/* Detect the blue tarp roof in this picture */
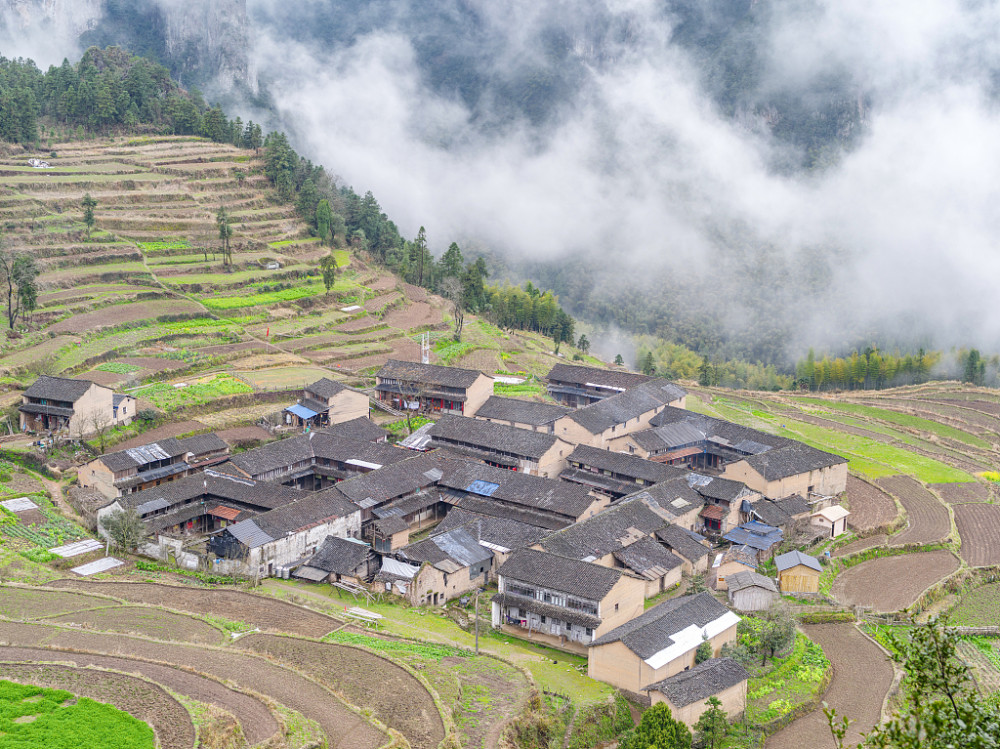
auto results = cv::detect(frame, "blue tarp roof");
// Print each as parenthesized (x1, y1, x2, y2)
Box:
(286, 403, 320, 419)
(465, 480, 500, 497)
(723, 524, 783, 551)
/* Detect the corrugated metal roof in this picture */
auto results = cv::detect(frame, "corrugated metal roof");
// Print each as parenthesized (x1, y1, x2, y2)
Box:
(125, 443, 173, 464)
(380, 557, 419, 579)
(228, 519, 275, 548)
(136, 498, 170, 515)
(286, 403, 320, 419)
(653, 422, 706, 448)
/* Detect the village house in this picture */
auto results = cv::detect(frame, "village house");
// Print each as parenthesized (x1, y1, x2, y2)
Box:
(208, 488, 361, 578)
(436, 507, 550, 570)
(396, 525, 493, 606)
(587, 592, 741, 695)
(722, 521, 784, 561)
(743, 494, 812, 534)
(655, 525, 712, 574)
(375, 359, 494, 416)
(438, 460, 607, 526)
(492, 548, 646, 652)
(472, 396, 572, 432)
(724, 570, 780, 612)
(775, 550, 823, 594)
(284, 378, 371, 429)
(811, 505, 851, 538)
(80, 433, 230, 500)
(294, 535, 378, 585)
(552, 380, 685, 448)
(546, 363, 673, 407)
(19, 375, 136, 437)
(723, 442, 848, 500)
(711, 546, 758, 591)
(428, 415, 574, 478)
(538, 497, 684, 597)
(644, 658, 750, 727)
(560, 445, 686, 499)
(373, 557, 421, 598)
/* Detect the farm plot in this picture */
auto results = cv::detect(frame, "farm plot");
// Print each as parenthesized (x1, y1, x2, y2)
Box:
(48, 300, 206, 334)
(844, 476, 899, 532)
(237, 633, 446, 749)
(954, 504, 1000, 567)
(48, 605, 224, 645)
(879, 476, 951, 545)
(0, 664, 188, 749)
(766, 624, 893, 749)
(830, 550, 960, 613)
(0, 646, 279, 745)
(948, 583, 1000, 626)
(832, 534, 886, 558)
(0, 587, 111, 620)
(45, 580, 342, 637)
(931, 481, 992, 504)
(0, 620, 384, 749)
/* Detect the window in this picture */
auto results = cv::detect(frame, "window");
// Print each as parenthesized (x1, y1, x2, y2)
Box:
(540, 615, 547, 624)
(614, 603, 619, 612)
(585, 627, 593, 636)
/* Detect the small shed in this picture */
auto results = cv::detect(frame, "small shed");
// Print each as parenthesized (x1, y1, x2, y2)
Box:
(725, 570, 779, 612)
(811, 505, 850, 538)
(294, 535, 377, 585)
(644, 657, 750, 728)
(711, 545, 757, 591)
(775, 550, 823, 593)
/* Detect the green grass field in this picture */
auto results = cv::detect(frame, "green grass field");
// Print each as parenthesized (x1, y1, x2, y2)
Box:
(0, 680, 154, 749)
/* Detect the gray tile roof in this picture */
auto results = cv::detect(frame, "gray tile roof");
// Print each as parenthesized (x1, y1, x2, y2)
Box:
(305, 535, 372, 575)
(305, 377, 349, 400)
(451, 495, 571, 531)
(177, 433, 228, 457)
(429, 415, 562, 461)
(612, 535, 683, 579)
(775, 494, 811, 516)
(688, 474, 752, 503)
(498, 548, 625, 601)
(566, 445, 685, 484)
(120, 471, 303, 514)
(546, 364, 652, 391)
(646, 658, 749, 707)
(540, 497, 669, 561)
(335, 452, 449, 506)
(437, 508, 550, 552)
(326, 417, 389, 443)
(775, 549, 822, 573)
(253, 489, 359, 541)
(399, 526, 492, 572)
(474, 396, 571, 426)
(439, 460, 596, 519)
(743, 442, 847, 480)
(623, 478, 706, 521)
(655, 524, 711, 562)
(229, 431, 409, 477)
(725, 570, 778, 594)
(377, 359, 488, 389)
(24, 375, 98, 403)
(566, 387, 665, 434)
(590, 592, 733, 658)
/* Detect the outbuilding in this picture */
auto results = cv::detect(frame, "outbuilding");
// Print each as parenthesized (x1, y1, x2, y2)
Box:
(811, 505, 851, 538)
(775, 549, 823, 593)
(725, 570, 779, 612)
(644, 658, 750, 728)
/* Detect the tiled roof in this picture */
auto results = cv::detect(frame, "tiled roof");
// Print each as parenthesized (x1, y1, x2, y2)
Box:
(590, 592, 733, 658)
(253, 489, 359, 541)
(305, 377, 349, 400)
(646, 658, 749, 706)
(743, 442, 847, 480)
(474, 396, 571, 426)
(451, 494, 570, 531)
(335, 452, 449, 507)
(437, 508, 550, 552)
(24, 375, 98, 403)
(621, 479, 706, 522)
(377, 359, 488, 389)
(229, 431, 409, 477)
(439, 460, 596, 519)
(612, 535, 683, 579)
(566, 445, 685, 484)
(498, 548, 625, 601)
(775, 549, 822, 573)
(177, 433, 228, 457)
(655, 525, 711, 562)
(429, 415, 562, 461)
(19, 403, 75, 418)
(399, 526, 492, 572)
(326, 417, 389, 443)
(566, 387, 666, 434)
(305, 535, 372, 575)
(546, 364, 652, 391)
(723, 523, 783, 551)
(725, 570, 778, 594)
(120, 471, 302, 514)
(540, 497, 668, 560)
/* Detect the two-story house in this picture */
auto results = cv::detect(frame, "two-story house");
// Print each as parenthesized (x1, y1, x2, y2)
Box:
(19, 375, 135, 436)
(375, 360, 494, 416)
(284, 377, 370, 429)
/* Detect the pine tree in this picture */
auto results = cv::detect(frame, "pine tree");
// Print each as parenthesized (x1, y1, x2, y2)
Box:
(81, 193, 97, 239)
(692, 697, 728, 749)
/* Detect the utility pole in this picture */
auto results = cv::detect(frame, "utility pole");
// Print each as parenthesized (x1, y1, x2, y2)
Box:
(475, 587, 482, 655)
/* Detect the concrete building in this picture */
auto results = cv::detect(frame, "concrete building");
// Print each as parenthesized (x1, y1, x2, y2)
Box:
(811, 505, 851, 538)
(587, 593, 740, 695)
(19, 375, 135, 437)
(375, 360, 494, 416)
(644, 658, 749, 727)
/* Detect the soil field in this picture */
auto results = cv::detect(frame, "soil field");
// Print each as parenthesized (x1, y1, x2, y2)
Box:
(766, 624, 893, 749)
(954, 504, 1000, 567)
(48, 605, 224, 645)
(0, 620, 384, 749)
(844, 476, 898, 532)
(77, 369, 129, 387)
(238, 633, 445, 749)
(383, 301, 442, 329)
(931, 481, 993, 504)
(832, 534, 887, 558)
(878, 476, 951, 545)
(831, 550, 960, 612)
(0, 586, 111, 620)
(215, 425, 274, 445)
(0, 645, 279, 745)
(46, 580, 342, 637)
(48, 300, 204, 334)
(113, 421, 207, 450)
(0, 661, 193, 749)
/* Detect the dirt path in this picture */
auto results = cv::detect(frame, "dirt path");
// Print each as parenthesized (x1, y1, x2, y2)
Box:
(0, 620, 384, 749)
(0, 646, 277, 745)
(767, 624, 894, 749)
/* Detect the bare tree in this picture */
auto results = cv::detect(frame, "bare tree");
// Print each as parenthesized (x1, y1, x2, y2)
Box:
(440, 276, 466, 342)
(100, 508, 146, 554)
(87, 410, 114, 454)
